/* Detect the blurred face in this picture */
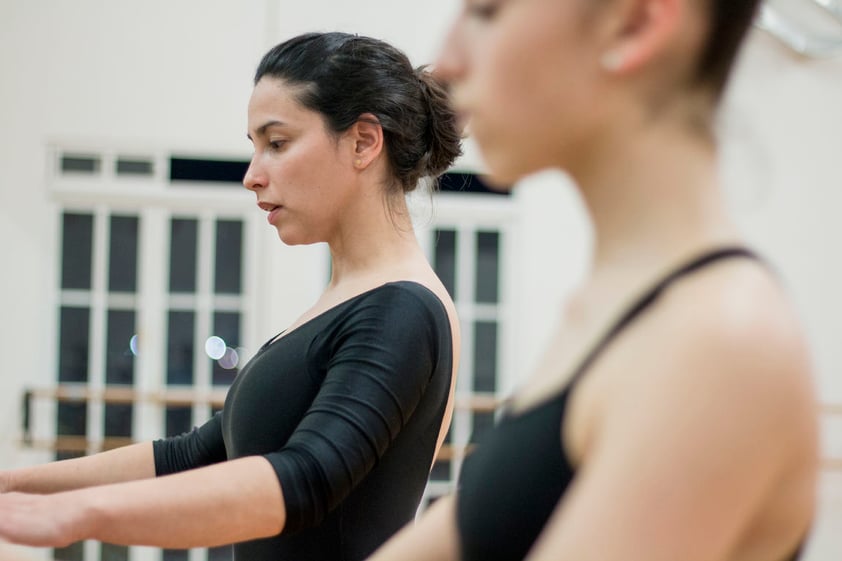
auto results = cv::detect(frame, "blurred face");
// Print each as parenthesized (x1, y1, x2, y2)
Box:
(244, 78, 357, 245)
(436, 0, 607, 186)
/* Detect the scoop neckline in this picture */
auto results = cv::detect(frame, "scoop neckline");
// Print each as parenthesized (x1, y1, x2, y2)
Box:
(259, 280, 444, 350)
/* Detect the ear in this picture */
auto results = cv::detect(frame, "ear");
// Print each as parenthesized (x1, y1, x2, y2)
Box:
(347, 113, 384, 169)
(599, 0, 682, 75)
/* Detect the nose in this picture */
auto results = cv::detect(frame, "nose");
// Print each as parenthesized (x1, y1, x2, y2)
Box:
(243, 155, 265, 191)
(434, 15, 467, 84)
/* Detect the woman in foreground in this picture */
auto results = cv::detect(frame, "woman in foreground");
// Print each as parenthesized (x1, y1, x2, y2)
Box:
(0, 32, 462, 561)
(369, 1, 818, 560)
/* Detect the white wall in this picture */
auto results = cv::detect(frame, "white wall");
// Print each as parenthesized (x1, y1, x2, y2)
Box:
(0, 1, 840, 560)
(0, 0, 269, 471)
(720, 29, 842, 561)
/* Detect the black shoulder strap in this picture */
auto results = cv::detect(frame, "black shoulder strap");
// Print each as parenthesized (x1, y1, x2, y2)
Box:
(566, 246, 761, 385)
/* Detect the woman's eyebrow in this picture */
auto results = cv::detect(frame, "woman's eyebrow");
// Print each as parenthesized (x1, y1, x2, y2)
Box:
(247, 120, 287, 141)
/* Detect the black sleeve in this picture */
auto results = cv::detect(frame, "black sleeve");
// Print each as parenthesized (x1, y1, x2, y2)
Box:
(265, 286, 444, 533)
(153, 411, 228, 475)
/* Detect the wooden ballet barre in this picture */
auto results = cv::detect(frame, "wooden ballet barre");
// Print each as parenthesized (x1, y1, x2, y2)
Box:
(823, 458, 842, 472)
(28, 437, 479, 463)
(21, 387, 842, 472)
(19, 387, 505, 449)
(25, 386, 228, 407)
(36, 386, 840, 416)
(24, 436, 135, 454)
(28, 437, 842, 475)
(453, 393, 501, 413)
(434, 444, 477, 462)
(822, 403, 842, 416)
(25, 386, 501, 411)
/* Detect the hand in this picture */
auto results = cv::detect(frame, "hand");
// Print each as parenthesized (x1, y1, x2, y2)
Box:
(0, 492, 86, 548)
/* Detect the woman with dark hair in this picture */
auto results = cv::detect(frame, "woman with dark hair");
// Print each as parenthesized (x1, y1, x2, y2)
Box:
(0, 32, 462, 561)
(369, 1, 818, 560)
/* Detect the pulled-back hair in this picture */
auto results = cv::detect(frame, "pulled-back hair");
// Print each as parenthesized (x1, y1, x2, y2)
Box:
(255, 32, 462, 194)
(695, 0, 762, 99)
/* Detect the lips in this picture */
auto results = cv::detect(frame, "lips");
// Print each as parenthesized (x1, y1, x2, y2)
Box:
(257, 201, 282, 225)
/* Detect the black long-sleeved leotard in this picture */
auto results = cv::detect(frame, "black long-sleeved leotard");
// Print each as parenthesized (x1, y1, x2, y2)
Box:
(153, 281, 453, 561)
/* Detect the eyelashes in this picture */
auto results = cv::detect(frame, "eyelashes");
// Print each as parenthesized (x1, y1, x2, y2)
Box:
(466, 0, 501, 21)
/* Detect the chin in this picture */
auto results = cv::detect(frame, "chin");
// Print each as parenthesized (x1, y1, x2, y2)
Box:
(480, 158, 529, 192)
(276, 228, 322, 247)
(473, 141, 530, 191)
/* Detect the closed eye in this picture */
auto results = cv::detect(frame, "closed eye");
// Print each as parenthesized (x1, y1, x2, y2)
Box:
(467, 0, 500, 20)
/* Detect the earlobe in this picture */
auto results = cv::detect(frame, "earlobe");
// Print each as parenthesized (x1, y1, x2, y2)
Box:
(600, 0, 681, 75)
(351, 112, 384, 169)
(600, 50, 625, 72)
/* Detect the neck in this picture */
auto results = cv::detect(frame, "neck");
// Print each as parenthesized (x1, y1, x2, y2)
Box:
(572, 114, 740, 278)
(326, 193, 424, 286)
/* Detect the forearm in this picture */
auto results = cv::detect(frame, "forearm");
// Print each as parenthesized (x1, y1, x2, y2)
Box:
(2, 442, 156, 494)
(367, 494, 460, 561)
(73, 455, 285, 548)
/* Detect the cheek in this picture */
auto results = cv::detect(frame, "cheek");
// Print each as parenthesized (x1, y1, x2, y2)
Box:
(272, 142, 333, 192)
(468, 58, 561, 180)
(469, 19, 600, 178)
(471, 18, 565, 131)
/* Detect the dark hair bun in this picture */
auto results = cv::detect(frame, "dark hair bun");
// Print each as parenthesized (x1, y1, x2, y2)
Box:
(415, 65, 463, 180)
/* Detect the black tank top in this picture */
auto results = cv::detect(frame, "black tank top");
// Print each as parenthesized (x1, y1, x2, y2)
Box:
(456, 247, 804, 561)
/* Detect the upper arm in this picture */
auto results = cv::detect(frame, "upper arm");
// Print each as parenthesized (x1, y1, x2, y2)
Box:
(152, 412, 227, 476)
(266, 287, 449, 531)
(527, 287, 816, 561)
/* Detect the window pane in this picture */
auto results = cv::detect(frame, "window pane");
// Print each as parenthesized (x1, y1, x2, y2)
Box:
(116, 158, 154, 176)
(430, 460, 451, 482)
(61, 212, 93, 290)
(167, 311, 195, 385)
(214, 220, 243, 294)
(104, 404, 133, 438)
(57, 402, 86, 436)
(169, 157, 248, 184)
(439, 172, 510, 196)
(211, 312, 240, 386)
(108, 215, 139, 292)
(169, 218, 198, 293)
(162, 549, 190, 561)
(475, 231, 500, 304)
(433, 229, 457, 298)
(473, 321, 498, 393)
(59, 307, 89, 383)
(106, 310, 135, 385)
(165, 407, 193, 437)
(55, 451, 84, 461)
(208, 545, 234, 561)
(61, 155, 100, 174)
(470, 411, 495, 444)
(54, 541, 84, 561)
(101, 543, 129, 561)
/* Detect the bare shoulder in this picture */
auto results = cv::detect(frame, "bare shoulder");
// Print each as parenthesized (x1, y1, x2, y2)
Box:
(660, 260, 812, 393)
(556, 259, 818, 561)
(619, 259, 818, 458)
